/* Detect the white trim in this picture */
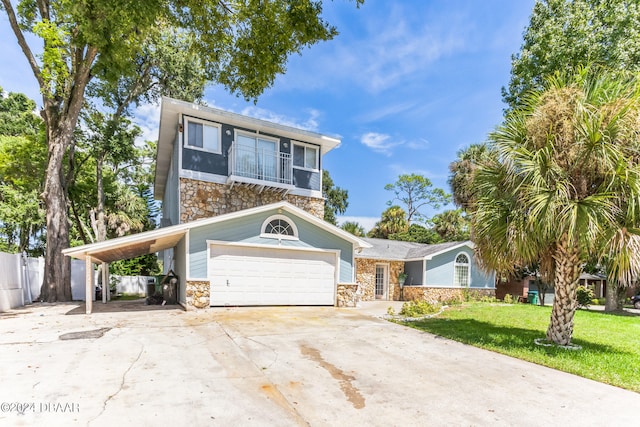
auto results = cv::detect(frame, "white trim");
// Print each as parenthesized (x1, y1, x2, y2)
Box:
(180, 169, 228, 184)
(184, 230, 190, 281)
(207, 240, 341, 304)
(424, 241, 474, 260)
(453, 251, 471, 287)
(234, 129, 281, 147)
(178, 168, 322, 198)
(374, 263, 390, 300)
(63, 202, 371, 261)
(183, 115, 222, 154)
(292, 141, 320, 172)
(403, 284, 497, 290)
(206, 239, 340, 256)
(177, 125, 183, 225)
(260, 214, 300, 240)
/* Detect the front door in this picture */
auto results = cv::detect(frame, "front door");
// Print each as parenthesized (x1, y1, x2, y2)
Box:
(375, 264, 388, 299)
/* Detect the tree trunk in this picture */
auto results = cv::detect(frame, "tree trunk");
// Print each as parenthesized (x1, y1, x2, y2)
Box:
(39, 126, 72, 302)
(546, 239, 581, 345)
(605, 281, 627, 311)
(604, 280, 619, 311)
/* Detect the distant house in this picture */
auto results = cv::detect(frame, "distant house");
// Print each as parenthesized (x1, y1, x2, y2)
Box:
(355, 238, 496, 303)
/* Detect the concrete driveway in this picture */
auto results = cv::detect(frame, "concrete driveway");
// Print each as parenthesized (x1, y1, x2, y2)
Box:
(0, 301, 638, 426)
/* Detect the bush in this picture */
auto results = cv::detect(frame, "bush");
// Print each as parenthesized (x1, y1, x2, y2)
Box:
(503, 294, 516, 304)
(399, 300, 440, 317)
(577, 286, 595, 308)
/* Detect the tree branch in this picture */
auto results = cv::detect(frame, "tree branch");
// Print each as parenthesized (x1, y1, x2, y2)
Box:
(1, 0, 45, 90)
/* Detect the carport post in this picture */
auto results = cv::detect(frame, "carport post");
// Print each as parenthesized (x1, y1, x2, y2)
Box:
(102, 263, 107, 304)
(106, 263, 110, 301)
(85, 255, 93, 314)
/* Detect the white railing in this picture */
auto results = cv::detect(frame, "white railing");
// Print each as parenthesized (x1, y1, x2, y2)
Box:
(228, 145, 292, 185)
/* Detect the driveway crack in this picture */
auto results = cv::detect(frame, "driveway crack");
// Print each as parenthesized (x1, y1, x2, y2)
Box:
(88, 345, 144, 426)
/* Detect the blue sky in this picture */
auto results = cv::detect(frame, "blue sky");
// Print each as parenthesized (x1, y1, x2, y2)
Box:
(0, 0, 535, 231)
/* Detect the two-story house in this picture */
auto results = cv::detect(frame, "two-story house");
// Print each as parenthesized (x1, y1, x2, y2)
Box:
(64, 97, 370, 312)
(150, 97, 372, 310)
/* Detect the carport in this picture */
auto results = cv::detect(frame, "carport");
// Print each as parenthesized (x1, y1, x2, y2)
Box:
(62, 227, 187, 314)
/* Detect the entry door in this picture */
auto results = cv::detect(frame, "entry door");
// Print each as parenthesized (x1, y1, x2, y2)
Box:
(375, 264, 388, 299)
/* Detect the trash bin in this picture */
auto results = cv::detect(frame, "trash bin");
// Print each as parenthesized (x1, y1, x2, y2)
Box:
(527, 290, 539, 305)
(146, 277, 157, 298)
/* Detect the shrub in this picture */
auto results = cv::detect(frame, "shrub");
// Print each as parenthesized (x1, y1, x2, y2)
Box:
(479, 295, 498, 303)
(399, 300, 440, 317)
(503, 294, 515, 304)
(577, 286, 595, 308)
(386, 306, 395, 316)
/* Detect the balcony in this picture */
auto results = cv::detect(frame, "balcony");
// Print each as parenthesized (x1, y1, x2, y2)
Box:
(228, 144, 294, 193)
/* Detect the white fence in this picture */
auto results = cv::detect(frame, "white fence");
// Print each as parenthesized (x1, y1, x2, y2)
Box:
(0, 251, 153, 312)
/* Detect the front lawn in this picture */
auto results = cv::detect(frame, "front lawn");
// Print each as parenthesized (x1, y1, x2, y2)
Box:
(400, 303, 640, 392)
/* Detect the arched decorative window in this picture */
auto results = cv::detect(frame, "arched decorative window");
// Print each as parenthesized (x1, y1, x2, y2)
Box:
(261, 215, 299, 240)
(454, 253, 470, 287)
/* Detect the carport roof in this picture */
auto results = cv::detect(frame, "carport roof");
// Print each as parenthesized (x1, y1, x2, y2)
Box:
(62, 226, 188, 264)
(63, 201, 371, 264)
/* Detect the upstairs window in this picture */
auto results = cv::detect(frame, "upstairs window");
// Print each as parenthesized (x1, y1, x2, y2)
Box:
(454, 253, 470, 287)
(185, 117, 221, 154)
(293, 143, 319, 170)
(261, 215, 299, 240)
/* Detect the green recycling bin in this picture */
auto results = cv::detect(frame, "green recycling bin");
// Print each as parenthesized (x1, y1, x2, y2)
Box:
(527, 290, 539, 305)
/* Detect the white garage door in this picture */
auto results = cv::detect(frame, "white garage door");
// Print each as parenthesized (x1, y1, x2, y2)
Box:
(209, 244, 337, 306)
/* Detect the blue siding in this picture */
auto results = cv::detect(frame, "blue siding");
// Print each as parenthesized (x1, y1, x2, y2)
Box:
(162, 133, 180, 225)
(293, 169, 320, 191)
(187, 209, 354, 282)
(425, 246, 494, 288)
(178, 114, 320, 193)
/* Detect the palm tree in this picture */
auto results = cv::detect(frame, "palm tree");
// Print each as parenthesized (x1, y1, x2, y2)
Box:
(341, 221, 366, 237)
(471, 67, 640, 345)
(448, 143, 489, 211)
(368, 206, 409, 239)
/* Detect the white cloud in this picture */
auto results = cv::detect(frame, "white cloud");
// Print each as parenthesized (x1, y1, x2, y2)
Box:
(134, 102, 161, 144)
(361, 132, 405, 156)
(281, 5, 466, 95)
(406, 138, 430, 150)
(360, 132, 429, 155)
(240, 106, 321, 132)
(355, 101, 417, 123)
(337, 216, 378, 232)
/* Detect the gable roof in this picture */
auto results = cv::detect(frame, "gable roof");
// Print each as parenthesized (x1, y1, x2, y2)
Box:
(357, 238, 473, 261)
(155, 97, 342, 199)
(63, 202, 370, 263)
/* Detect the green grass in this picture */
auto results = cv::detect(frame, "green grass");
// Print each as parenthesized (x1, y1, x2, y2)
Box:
(400, 303, 640, 392)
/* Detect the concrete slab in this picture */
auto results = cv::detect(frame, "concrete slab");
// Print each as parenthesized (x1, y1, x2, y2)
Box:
(0, 300, 638, 426)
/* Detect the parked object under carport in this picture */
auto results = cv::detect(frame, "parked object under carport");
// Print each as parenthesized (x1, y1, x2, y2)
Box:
(146, 270, 179, 305)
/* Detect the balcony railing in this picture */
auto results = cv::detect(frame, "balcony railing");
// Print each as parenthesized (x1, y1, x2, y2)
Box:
(228, 145, 293, 189)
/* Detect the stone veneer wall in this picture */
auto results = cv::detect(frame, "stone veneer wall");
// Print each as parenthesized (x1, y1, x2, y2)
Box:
(179, 178, 325, 222)
(402, 286, 495, 304)
(336, 284, 359, 307)
(355, 258, 405, 301)
(185, 280, 210, 309)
